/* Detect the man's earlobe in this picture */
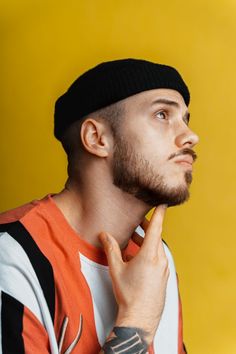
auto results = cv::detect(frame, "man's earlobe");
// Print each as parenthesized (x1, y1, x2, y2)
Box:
(80, 118, 109, 157)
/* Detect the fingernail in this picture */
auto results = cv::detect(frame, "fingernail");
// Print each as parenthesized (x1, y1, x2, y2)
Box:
(99, 232, 108, 242)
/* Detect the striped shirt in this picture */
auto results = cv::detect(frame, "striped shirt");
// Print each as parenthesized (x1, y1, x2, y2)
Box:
(0, 194, 186, 353)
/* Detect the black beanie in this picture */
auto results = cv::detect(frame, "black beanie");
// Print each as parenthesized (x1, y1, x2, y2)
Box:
(54, 58, 190, 141)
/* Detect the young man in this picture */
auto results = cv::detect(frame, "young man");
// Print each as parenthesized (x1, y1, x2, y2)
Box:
(0, 59, 199, 353)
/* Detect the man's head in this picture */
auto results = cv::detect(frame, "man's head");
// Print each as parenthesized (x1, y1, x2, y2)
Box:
(54, 58, 199, 207)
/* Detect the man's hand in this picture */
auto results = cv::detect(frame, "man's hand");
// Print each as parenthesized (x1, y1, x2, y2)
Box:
(99, 204, 169, 348)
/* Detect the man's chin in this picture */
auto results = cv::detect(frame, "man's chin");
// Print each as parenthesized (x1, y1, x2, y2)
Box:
(133, 184, 190, 207)
(163, 173, 192, 207)
(154, 189, 190, 208)
(163, 190, 190, 207)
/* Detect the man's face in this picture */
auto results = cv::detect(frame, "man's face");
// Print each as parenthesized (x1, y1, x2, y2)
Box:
(111, 88, 199, 207)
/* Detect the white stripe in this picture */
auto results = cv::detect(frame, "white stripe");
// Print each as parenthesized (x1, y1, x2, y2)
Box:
(0, 232, 59, 354)
(58, 317, 69, 353)
(63, 314, 83, 354)
(79, 253, 117, 346)
(153, 243, 179, 354)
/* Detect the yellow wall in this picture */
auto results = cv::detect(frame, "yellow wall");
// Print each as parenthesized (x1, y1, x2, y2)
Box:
(1, 1, 236, 352)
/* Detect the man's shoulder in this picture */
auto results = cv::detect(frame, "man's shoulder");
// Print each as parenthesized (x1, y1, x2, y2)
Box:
(0, 197, 56, 321)
(0, 199, 40, 225)
(0, 195, 56, 260)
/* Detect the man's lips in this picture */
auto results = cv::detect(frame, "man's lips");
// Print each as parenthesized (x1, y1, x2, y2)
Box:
(173, 155, 193, 167)
(168, 148, 197, 170)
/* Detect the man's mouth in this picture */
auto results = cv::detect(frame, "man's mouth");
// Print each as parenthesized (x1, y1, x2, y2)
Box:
(168, 148, 197, 170)
(173, 155, 193, 166)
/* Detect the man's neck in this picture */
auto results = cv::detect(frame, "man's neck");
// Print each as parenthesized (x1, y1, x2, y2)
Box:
(52, 178, 151, 249)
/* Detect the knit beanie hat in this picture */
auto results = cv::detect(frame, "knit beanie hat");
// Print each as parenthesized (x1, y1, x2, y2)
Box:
(54, 58, 190, 141)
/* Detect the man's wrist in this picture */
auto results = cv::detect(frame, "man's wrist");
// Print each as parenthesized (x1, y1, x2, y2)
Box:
(114, 309, 156, 345)
(102, 326, 149, 353)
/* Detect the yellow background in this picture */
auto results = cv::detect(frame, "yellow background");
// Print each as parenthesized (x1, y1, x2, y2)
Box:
(1, 1, 236, 353)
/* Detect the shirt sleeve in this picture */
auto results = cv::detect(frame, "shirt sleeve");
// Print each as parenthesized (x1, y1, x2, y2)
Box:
(0, 228, 58, 354)
(0, 291, 51, 354)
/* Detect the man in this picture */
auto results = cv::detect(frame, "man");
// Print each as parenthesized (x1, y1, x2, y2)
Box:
(0, 58, 199, 353)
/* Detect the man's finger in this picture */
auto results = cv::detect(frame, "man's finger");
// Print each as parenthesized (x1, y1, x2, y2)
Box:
(140, 205, 167, 255)
(99, 232, 123, 270)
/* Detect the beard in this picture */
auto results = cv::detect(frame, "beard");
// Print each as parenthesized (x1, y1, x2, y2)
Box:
(111, 135, 192, 207)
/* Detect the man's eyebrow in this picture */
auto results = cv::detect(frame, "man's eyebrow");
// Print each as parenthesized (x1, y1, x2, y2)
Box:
(151, 98, 180, 107)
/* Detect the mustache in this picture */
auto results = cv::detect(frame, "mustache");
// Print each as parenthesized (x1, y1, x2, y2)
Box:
(168, 148, 198, 162)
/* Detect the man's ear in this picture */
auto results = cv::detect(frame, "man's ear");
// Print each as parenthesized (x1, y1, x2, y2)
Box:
(80, 118, 111, 157)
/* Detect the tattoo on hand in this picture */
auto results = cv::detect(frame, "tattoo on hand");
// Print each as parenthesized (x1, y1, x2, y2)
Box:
(102, 327, 148, 354)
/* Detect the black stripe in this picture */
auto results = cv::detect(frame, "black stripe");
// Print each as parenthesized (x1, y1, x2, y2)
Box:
(0, 221, 55, 323)
(1, 291, 24, 354)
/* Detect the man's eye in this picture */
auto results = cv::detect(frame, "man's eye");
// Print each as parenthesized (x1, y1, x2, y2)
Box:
(156, 111, 167, 120)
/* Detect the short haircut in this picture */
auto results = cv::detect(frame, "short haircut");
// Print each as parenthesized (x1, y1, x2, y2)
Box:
(60, 100, 125, 178)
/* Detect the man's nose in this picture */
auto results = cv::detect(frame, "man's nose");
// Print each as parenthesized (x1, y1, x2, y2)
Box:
(175, 126, 199, 149)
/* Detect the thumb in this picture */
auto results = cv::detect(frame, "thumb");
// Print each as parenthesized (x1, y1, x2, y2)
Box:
(99, 232, 123, 269)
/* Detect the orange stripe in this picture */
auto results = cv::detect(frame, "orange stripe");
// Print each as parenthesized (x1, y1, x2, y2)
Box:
(148, 342, 155, 354)
(22, 306, 50, 353)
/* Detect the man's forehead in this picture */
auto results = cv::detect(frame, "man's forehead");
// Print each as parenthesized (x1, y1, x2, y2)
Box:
(123, 88, 187, 109)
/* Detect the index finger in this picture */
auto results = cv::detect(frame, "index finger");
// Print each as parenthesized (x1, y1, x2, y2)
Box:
(140, 204, 167, 255)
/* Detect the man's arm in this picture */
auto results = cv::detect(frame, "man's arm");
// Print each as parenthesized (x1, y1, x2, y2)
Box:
(99, 205, 169, 353)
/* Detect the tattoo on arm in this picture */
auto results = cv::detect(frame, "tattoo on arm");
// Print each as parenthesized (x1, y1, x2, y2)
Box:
(102, 327, 149, 354)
